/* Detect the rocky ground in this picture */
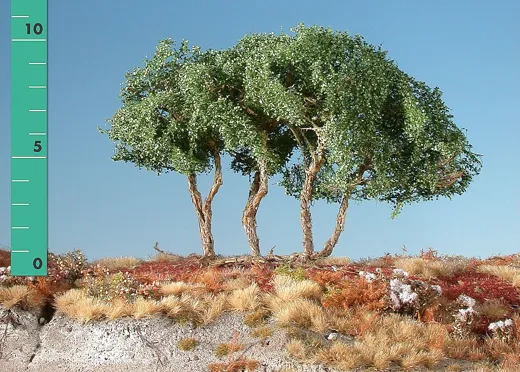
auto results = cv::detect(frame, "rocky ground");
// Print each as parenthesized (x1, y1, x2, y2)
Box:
(0, 306, 495, 372)
(0, 306, 341, 372)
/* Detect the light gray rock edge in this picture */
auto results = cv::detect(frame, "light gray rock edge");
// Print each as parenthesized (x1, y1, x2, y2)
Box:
(0, 306, 339, 372)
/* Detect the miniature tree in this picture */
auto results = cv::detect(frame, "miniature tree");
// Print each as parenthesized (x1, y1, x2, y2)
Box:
(99, 39, 225, 257)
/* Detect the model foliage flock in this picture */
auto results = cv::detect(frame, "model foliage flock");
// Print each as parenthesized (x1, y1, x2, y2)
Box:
(98, 24, 481, 258)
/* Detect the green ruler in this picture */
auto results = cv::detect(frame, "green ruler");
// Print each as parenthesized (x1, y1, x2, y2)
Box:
(10, 0, 48, 276)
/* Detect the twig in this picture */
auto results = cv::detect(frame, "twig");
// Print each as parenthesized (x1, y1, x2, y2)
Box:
(153, 241, 173, 256)
(135, 325, 167, 366)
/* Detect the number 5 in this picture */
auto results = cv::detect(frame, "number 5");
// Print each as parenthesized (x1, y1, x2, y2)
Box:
(34, 140, 42, 152)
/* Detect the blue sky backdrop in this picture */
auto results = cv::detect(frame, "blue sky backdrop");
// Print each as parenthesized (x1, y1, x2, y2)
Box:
(1, 0, 519, 262)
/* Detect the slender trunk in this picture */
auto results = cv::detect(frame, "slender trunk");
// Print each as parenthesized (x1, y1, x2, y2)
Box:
(242, 163, 268, 256)
(300, 158, 325, 258)
(315, 194, 350, 258)
(186, 150, 223, 258)
(315, 159, 370, 258)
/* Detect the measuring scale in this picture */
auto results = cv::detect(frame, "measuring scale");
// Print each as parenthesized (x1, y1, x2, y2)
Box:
(10, 0, 48, 276)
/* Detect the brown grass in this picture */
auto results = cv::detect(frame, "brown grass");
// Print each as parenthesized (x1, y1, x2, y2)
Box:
(159, 281, 209, 297)
(227, 283, 262, 311)
(243, 309, 271, 328)
(393, 257, 466, 279)
(54, 289, 107, 323)
(314, 256, 352, 267)
(0, 285, 45, 309)
(477, 264, 520, 287)
(270, 297, 328, 333)
(5, 248, 520, 372)
(475, 298, 511, 321)
(249, 325, 273, 339)
(208, 358, 260, 372)
(92, 256, 142, 271)
(314, 341, 364, 370)
(131, 297, 163, 318)
(285, 339, 310, 361)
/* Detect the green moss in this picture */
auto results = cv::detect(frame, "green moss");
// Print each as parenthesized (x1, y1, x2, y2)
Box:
(273, 264, 306, 281)
(177, 337, 199, 351)
(215, 343, 231, 357)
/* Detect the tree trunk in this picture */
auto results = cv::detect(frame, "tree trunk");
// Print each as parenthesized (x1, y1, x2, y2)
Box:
(314, 159, 370, 259)
(300, 158, 324, 258)
(315, 194, 350, 258)
(242, 163, 268, 257)
(186, 150, 223, 258)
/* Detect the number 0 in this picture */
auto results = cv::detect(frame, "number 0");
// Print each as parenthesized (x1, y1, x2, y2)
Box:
(33, 257, 43, 269)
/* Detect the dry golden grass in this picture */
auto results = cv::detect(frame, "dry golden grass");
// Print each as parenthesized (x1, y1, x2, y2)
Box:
(285, 339, 310, 361)
(159, 281, 209, 297)
(314, 256, 352, 266)
(475, 298, 510, 321)
(92, 256, 142, 271)
(227, 283, 262, 311)
(222, 276, 251, 291)
(477, 264, 520, 287)
(393, 257, 466, 279)
(314, 341, 364, 370)
(341, 313, 448, 369)
(243, 308, 271, 328)
(266, 275, 322, 307)
(271, 297, 328, 333)
(105, 298, 134, 319)
(150, 252, 185, 262)
(160, 294, 204, 324)
(445, 335, 486, 360)
(399, 349, 444, 369)
(0, 285, 44, 309)
(200, 292, 229, 325)
(249, 325, 273, 338)
(54, 289, 107, 323)
(131, 297, 163, 319)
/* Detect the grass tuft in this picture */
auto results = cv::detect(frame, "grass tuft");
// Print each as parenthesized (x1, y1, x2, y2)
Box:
(177, 337, 198, 351)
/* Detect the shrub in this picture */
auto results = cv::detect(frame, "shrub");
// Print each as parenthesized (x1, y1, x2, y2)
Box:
(80, 270, 141, 302)
(48, 249, 89, 284)
(248, 264, 274, 292)
(322, 276, 387, 312)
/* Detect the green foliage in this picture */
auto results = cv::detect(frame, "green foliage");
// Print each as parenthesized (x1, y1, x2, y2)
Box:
(98, 38, 222, 175)
(218, 23, 482, 216)
(273, 264, 306, 281)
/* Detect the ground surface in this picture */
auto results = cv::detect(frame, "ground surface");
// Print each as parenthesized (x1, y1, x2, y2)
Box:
(1, 250, 519, 371)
